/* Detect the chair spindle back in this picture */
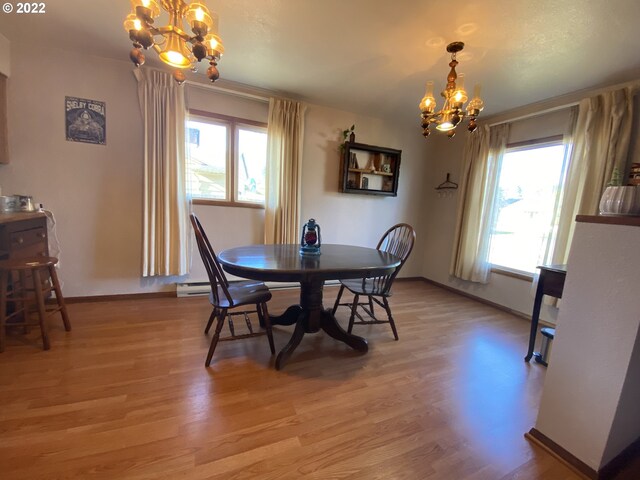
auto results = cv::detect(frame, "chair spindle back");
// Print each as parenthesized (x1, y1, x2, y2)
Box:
(374, 223, 416, 293)
(190, 213, 233, 306)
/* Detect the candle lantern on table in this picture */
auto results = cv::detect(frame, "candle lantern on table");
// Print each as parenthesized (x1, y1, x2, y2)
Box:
(300, 218, 321, 256)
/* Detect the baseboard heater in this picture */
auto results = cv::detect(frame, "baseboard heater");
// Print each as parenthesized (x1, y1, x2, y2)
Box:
(176, 280, 340, 297)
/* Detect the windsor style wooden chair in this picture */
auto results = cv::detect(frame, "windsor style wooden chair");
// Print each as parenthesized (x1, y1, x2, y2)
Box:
(190, 214, 275, 366)
(331, 223, 416, 340)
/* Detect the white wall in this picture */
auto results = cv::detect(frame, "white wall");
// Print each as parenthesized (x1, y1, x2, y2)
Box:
(0, 43, 428, 296)
(534, 220, 640, 470)
(186, 83, 269, 122)
(300, 104, 426, 277)
(1, 43, 156, 296)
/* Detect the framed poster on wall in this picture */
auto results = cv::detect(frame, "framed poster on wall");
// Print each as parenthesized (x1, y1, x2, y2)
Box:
(65, 96, 106, 145)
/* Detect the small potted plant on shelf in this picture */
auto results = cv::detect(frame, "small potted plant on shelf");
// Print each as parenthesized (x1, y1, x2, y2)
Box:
(343, 124, 355, 143)
(339, 124, 356, 154)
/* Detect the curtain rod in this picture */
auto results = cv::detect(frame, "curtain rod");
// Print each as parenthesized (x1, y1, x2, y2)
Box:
(185, 80, 270, 103)
(488, 102, 579, 127)
(488, 79, 640, 127)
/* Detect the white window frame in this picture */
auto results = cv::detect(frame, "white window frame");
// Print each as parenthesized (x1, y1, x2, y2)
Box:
(187, 109, 267, 209)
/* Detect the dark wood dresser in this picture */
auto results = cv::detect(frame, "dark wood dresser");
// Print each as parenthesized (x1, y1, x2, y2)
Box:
(0, 212, 49, 260)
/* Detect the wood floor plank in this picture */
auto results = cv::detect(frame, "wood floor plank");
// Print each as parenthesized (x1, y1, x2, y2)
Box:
(0, 281, 632, 479)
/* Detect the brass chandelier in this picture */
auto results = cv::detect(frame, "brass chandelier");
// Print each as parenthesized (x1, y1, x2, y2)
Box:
(419, 42, 484, 138)
(124, 0, 224, 84)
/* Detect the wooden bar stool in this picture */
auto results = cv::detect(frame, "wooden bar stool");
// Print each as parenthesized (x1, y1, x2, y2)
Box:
(0, 256, 71, 352)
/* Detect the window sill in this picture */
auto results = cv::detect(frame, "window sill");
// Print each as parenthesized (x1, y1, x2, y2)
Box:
(192, 199, 265, 210)
(490, 266, 534, 282)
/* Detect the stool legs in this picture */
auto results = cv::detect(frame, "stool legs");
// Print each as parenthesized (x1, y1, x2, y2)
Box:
(32, 268, 50, 351)
(49, 265, 71, 332)
(0, 261, 70, 352)
(18, 270, 29, 334)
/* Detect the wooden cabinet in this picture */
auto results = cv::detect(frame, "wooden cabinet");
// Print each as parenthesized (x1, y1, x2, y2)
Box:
(340, 141, 401, 197)
(0, 212, 49, 320)
(0, 212, 48, 260)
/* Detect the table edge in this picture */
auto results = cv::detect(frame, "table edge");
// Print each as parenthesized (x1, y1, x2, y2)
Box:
(218, 244, 401, 283)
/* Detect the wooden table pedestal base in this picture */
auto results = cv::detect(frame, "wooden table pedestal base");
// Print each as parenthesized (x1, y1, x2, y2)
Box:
(269, 280, 368, 370)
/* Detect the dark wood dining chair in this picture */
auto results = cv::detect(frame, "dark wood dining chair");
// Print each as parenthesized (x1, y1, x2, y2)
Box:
(190, 214, 275, 366)
(331, 223, 416, 340)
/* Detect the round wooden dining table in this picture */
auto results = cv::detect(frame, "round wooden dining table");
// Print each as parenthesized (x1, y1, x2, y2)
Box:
(217, 244, 401, 370)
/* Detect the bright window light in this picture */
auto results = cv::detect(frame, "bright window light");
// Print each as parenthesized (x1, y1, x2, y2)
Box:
(488, 142, 569, 274)
(185, 114, 268, 206)
(236, 128, 267, 204)
(186, 119, 227, 200)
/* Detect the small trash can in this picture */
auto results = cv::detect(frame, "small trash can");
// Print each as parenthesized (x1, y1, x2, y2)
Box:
(534, 327, 555, 367)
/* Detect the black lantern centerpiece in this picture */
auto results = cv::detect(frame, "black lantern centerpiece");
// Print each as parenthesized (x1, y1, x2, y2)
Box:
(300, 218, 321, 256)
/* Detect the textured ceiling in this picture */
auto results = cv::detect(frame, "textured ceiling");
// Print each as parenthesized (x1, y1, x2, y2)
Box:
(1, 0, 639, 124)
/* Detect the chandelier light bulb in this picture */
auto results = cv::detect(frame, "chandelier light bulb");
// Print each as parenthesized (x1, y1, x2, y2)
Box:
(163, 50, 190, 68)
(204, 33, 224, 58)
(452, 73, 467, 108)
(436, 120, 455, 132)
(159, 34, 192, 68)
(187, 2, 214, 38)
(130, 0, 160, 20)
(123, 13, 142, 33)
(466, 84, 485, 116)
(130, 0, 157, 11)
(207, 36, 219, 50)
(419, 80, 437, 114)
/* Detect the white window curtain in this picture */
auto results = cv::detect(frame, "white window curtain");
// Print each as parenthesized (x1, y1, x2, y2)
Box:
(450, 124, 510, 283)
(539, 112, 577, 266)
(551, 86, 637, 265)
(134, 69, 190, 276)
(264, 98, 306, 244)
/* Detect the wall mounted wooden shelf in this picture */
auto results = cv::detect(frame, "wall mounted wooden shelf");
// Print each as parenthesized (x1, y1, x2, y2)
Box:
(340, 141, 401, 196)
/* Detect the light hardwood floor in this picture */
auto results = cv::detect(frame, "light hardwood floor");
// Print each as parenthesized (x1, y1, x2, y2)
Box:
(0, 280, 623, 479)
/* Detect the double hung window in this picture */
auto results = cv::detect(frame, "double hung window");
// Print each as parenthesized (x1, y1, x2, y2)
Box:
(186, 111, 267, 207)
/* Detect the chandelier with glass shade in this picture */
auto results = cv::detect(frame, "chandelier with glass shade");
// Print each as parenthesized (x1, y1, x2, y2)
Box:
(419, 42, 484, 138)
(124, 0, 224, 85)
